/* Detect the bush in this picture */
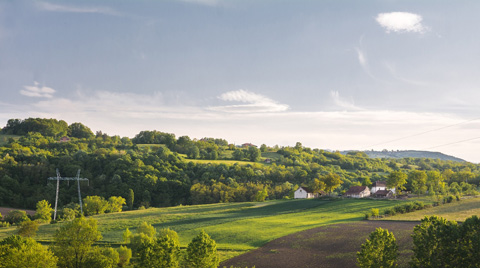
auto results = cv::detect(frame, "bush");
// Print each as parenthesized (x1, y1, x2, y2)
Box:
(357, 227, 398, 268)
(5, 210, 29, 225)
(384, 208, 396, 216)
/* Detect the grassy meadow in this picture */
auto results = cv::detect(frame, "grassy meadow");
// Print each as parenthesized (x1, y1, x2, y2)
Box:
(384, 196, 480, 222)
(0, 198, 411, 261)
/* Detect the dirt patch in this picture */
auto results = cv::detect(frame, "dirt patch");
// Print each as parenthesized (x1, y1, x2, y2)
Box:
(0, 207, 36, 218)
(221, 220, 419, 268)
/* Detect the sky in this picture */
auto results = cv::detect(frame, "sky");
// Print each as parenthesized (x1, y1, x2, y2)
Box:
(1, 0, 480, 162)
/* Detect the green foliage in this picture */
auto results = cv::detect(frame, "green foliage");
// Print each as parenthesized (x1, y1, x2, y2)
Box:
(357, 227, 398, 268)
(387, 171, 407, 195)
(136, 230, 180, 268)
(127, 189, 134, 210)
(117, 245, 132, 267)
(321, 173, 343, 194)
(410, 216, 459, 267)
(83, 246, 119, 268)
(137, 221, 156, 238)
(4, 210, 29, 225)
(83, 195, 109, 216)
(53, 217, 102, 268)
(34, 200, 53, 223)
(0, 235, 57, 268)
(68, 122, 94, 139)
(186, 230, 219, 268)
(123, 228, 132, 244)
(107, 196, 126, 213)
(16, 219, 39, 237)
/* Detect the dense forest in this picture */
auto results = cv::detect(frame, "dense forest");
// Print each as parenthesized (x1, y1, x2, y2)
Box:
(1, 118, 479, 210)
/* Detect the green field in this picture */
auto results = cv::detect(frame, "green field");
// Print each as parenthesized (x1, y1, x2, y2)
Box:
(0, 198, 411, 261)
(384, 196, 480, 222)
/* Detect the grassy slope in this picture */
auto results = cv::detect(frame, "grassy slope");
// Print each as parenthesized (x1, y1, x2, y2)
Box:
(0, 198, 409, 261)
(384, 196, 480, 222)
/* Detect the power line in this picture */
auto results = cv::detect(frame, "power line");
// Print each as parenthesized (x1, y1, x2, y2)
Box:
(423, 136, 480, 150)
(363, 117, 480, 149)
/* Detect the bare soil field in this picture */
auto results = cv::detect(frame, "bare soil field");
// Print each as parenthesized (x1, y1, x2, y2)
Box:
(221, 220, 419, 268)
(0, 207, 36, 218)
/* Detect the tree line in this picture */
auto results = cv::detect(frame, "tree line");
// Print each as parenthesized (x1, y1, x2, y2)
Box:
(0, 118, 479, 211)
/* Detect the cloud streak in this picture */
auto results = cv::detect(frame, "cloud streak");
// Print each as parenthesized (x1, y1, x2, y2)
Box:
(36, 1, 120, 16)
(376, 12, 428, 33)
(209, 89, 289, 113)
(20, 82, 56, 98)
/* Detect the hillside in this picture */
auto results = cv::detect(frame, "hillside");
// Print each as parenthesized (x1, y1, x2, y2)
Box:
(342, 150, 465, 162)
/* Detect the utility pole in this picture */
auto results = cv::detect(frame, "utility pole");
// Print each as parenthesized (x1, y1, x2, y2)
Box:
(47, 169, 89, 220)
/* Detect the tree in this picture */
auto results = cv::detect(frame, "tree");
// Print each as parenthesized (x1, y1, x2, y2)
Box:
(426, 171, 446, 195)
(458, 215, 480, 267)
(83, 246, 119, 268)
(34, 200, 53, 223)
(410, 216, 459, 268)
(68, 123, 94, 139)
(321, 173, 343, 194)
(0, 235, 57, 268)
(107, 196, 126, 213)
(83, 196, 108, 215)
(185, 230, 219, 268)
(117, 245, 132, 267)
(53, 217, 102, 268)
(247, 146, 261, 162)
(123, 228, 132, 244)
(136, 229, 180, 268)
(5, 210, 29, 224)
(137, 221, 156, 238)
(17, 219, 39, 237)
(409, 170, 428, 197)
(127, 189, 134, 210)
(387, 171, 407, 196)
(357, 228, 398, 268)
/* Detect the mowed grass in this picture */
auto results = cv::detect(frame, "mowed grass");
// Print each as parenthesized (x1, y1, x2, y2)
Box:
(385, 196, 480, 222)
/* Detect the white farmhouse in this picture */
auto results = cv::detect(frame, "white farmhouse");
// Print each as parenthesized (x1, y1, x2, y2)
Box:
(294, 187, 318, 199)
(371, 181, 395, 194)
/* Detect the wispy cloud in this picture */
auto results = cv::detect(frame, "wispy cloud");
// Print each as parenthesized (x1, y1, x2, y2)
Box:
(376, 12, 428, 34)
(20, 82, 56, 98)
(330, 91, 362, 111)
(208, 89, 289, 113)
(177, 0, 220, 7)
(36, 1, 120, 16)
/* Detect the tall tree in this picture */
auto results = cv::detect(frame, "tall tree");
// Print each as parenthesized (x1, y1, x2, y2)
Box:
(321, 173, 343, 194)
(185, 230, 219, 268)
(53, 217, 102, 268)
(387, 171, 407, 196)
(83, 196, 109, 215)
(409, 170, 428, 197)
(357, 227, 398, 268)
(34, 200, 53, 223)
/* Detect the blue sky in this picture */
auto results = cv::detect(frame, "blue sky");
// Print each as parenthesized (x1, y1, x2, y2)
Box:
(1, 0, 480, 162)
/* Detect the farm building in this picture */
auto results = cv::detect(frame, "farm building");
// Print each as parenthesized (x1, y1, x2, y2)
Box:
(373, 189, 393, 198)
(294, 187, 318, 199)
(371, 181, 395, 194)
(344, 186, 370, 198)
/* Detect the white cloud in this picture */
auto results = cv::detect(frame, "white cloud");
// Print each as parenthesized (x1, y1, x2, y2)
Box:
(376, 12, 428, 33)
(209, 89, 289, 113)
(330, 91, 362, 111)
(20, 82, 56, 98)
(36, 2, 120, 16)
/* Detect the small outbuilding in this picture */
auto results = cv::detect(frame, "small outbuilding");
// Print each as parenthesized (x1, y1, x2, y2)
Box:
(344, 186, 371, 198)
(294, 187, 318, 199)
(373, 189, 393, 198)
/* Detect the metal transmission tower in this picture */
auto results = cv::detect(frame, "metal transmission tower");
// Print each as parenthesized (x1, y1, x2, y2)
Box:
(47, 169, 89, 220)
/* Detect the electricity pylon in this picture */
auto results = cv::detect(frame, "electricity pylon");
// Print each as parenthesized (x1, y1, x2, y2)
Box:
(47, 169, 89, 220)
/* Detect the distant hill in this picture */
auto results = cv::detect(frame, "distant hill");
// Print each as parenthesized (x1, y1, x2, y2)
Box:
(342, 150, 466, 162)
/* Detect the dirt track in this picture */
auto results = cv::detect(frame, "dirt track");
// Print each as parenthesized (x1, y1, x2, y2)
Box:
(221, 220, 419, 268)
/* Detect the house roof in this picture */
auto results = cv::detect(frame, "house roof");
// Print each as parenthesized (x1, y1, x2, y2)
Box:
(374, 189, 392, 196)
(297, 187, 314, 193)
(372, 181, 387, 187)
(344, 186, 369, 195)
